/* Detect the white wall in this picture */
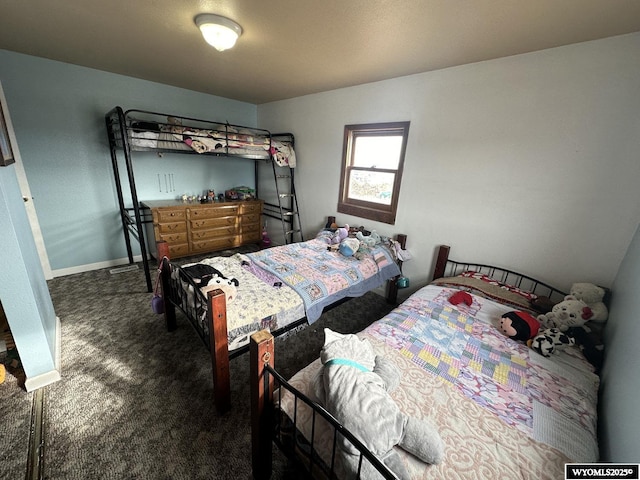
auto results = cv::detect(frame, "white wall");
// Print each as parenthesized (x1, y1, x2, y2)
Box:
(600, 223, 640, 461)
(258, 33, 640, 293)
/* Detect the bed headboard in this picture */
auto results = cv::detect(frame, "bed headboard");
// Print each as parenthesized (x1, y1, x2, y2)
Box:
(432, 245, 567, 305)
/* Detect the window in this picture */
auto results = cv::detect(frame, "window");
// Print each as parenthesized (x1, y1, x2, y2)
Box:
(337, 121, 410, 225)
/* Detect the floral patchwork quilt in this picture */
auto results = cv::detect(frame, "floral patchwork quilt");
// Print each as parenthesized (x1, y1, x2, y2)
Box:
(246, 238, 400, 323)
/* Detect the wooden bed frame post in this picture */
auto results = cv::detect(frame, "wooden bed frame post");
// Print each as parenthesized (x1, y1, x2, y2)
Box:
(208, 288, 231, 414)
(386, 233, 408, 304)
(432, 244, 451, 281)
(250, 330, 275, 480)
(157, 242, 177, 332)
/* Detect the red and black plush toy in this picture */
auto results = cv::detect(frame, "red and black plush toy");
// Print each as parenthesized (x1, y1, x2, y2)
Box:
(500, 311, 541, 342)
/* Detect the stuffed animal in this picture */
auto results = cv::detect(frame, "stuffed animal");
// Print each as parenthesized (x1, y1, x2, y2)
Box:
(356, 230, 381, 247)
(179, 264, 239, 303)
(313, 329, 444, 479)
(529, 325, 604, 371)
(537, 296, 593, 331)
(338, 237, 360, 257)
(529, 328, 576, 357)
(199, 274, 239, 303)
(569, 283, 609, 323)
(331, 224, 349, 245)
(499, 311, 541, 341)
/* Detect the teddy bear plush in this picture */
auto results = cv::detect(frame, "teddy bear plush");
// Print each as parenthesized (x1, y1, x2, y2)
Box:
(313, 329, 444, 480)
(569, 283, 609, 323)
(536, 296, 593, 331)
(355, 230, 381, 247)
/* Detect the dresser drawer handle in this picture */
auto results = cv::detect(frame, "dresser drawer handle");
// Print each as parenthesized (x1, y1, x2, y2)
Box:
(167, 224, 180, 231)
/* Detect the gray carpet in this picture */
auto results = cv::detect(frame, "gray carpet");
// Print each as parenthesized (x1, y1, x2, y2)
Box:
(4, 254, 395, 480)
(0, 360, 33, 479)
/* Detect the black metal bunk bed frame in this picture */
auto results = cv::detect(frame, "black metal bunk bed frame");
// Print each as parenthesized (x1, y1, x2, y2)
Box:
(105, 106, 302, 292)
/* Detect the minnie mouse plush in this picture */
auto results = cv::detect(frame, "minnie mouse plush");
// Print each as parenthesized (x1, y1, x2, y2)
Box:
(499, 311, 541, 342)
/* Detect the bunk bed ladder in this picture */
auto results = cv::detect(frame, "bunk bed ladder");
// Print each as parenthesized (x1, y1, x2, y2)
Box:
(271, 161, 303, 244)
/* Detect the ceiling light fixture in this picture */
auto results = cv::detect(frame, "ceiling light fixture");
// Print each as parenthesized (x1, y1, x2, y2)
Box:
(195, 14, 242, 52)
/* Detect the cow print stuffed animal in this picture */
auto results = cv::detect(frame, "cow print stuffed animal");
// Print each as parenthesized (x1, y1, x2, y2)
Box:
(179, 264, 240, 303)
(529, 328, 576, 357)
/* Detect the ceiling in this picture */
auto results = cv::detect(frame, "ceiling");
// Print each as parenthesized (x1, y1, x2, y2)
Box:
(2, 0, 640, 105)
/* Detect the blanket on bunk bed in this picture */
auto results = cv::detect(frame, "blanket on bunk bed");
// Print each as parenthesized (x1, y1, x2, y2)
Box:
(126, 114, 296, 165)
(168, 125, 297, 166)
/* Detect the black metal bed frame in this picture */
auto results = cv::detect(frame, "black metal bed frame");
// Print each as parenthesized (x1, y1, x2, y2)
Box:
(104, 106, 297, 292)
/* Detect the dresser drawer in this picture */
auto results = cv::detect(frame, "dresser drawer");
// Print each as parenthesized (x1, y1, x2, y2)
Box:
(239, 202, 262, 214)
(156, 221, 187, 234)
(155, 208, 187, 223)
(190, 226, 237, 240)
(240, 213, 261, 225)
(189, 205, 239, 219)
(190, 236, 239, 253)
(167, 243, 190, 258)
(239, 222, 260, 235)
(190, 216, 237, 230)
(156, 231, 188, 245)
(241, 231, 261, 243)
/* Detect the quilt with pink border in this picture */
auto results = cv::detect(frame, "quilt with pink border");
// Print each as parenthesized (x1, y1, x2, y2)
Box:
(365, 284, 599, 459)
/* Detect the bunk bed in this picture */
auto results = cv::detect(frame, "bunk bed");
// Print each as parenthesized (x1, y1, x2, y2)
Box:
(105, 106, 300, 292)
(250, 244, 601, 479)
(157, 230, 408, 414)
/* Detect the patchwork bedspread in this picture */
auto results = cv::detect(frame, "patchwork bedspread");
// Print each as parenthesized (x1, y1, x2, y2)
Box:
(246, 238, 400, 323)
(181, 254, 305, 351)
(280, 284, 599, 479)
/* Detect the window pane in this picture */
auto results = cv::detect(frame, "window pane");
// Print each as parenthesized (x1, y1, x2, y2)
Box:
(348, 170, 395, 205)
(352, 136, 403, 169)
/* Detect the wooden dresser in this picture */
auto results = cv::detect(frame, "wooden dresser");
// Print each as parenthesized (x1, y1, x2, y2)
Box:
(142, 199, 263, 259)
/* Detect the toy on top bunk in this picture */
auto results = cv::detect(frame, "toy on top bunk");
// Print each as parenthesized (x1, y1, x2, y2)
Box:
(313, 329, 444, 479)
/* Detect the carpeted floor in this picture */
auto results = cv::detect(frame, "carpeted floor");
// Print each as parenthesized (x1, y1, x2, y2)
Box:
(1, 253, 395, 480)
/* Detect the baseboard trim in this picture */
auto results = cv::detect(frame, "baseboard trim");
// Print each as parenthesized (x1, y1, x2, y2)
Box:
(23, 317, 62, 392)
(51, 254, 144, 278)
(24, 369, 60, 392)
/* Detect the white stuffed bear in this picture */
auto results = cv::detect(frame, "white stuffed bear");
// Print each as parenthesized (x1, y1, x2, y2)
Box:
(313, 329, 444, 480)
(569, 283, 608, 323)
(537, 296, 593, 331)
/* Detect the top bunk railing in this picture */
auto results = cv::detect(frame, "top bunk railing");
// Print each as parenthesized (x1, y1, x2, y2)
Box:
(105, 106, 295, 160)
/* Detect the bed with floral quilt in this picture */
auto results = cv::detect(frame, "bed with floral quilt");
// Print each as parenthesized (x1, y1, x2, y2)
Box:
(158, 229, 406, 413)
